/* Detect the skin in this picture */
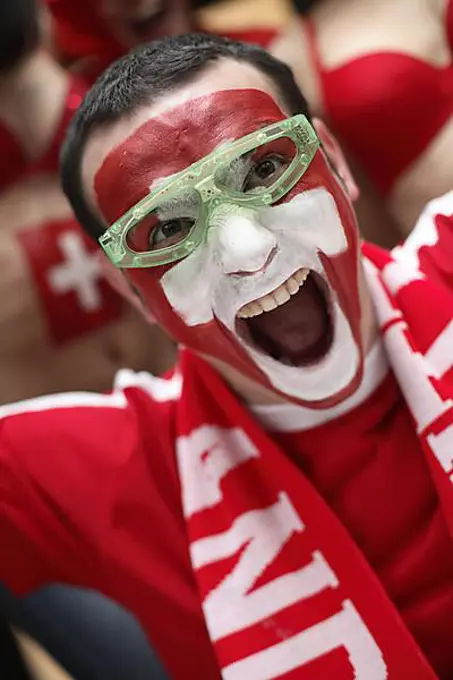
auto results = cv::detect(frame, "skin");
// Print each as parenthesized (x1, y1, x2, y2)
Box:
(0, 52, 68, 164)
(0, 41, 175, 403)
(272, 0, 453, 239)
(0, 174, 176, 403)
(83, 58, 378, 408)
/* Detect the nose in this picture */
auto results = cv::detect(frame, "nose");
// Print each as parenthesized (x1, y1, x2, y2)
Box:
(212, 206, 277, 275)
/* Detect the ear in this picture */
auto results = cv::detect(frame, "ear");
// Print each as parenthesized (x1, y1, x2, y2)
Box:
(312, 118, 359, 202)
(96, 252, 157, 323)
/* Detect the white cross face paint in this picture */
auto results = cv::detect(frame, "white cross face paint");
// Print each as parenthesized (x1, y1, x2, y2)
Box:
(160, 187, 363, 404)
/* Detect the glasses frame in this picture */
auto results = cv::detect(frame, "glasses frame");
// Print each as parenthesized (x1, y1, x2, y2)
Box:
(99, 114, 320, 269)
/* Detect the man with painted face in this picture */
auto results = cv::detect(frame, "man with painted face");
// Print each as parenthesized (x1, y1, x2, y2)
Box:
(0, 33, 453, 680)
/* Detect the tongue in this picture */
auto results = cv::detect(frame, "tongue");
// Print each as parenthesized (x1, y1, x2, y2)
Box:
(246, 275, 330, 365)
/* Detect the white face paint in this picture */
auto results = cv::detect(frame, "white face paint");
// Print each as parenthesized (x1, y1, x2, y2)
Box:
(161, 188, 360, 402)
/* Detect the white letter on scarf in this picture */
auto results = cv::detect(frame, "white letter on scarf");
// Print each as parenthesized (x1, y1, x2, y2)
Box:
(177, 426, 259, 518)
(191, 492, 337, 641)
(222, 600, 387, 680)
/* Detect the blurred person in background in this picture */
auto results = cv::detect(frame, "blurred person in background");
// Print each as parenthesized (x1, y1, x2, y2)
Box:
(46, 0, 193, 80)
(0, 2, 172, 678)
(272, 0, 453, 243)
(0, 2, 288, 679)
(45, 0, 288, 82)
(0, 0, 175, 404)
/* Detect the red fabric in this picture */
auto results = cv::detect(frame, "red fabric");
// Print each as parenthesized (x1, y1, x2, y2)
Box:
(0, 195, 452, 678)
(46, 0, 123, 65)
(16, 218, 123, 345)
(224, 27, 277, 48)
(45, 0, 119, 87)
(303, 2, 453, 195)
(271, 374, 453, 678)
(0, 358, 438, 679)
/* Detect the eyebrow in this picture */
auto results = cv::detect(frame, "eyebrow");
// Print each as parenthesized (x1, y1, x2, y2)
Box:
(134, 119, 293, 234)
(149, 118, 279, 187)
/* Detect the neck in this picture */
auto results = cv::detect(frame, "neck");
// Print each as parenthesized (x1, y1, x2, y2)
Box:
(203, 354, 290, 405)
(0, 49, 69, 161)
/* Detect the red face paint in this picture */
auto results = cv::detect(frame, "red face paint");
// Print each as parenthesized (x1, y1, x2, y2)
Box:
(94, 89, 363, 407)
(48, 0, 190, 63)
(18, 220, 123, 344)
(95, 89, 287, 224)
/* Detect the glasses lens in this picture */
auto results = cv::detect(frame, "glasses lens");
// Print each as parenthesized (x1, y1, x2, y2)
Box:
(215, 136, 297, 195)
(126, 188, 200, 254)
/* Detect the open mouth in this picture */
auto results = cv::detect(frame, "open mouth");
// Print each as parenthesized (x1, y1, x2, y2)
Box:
(236, 269, 334, 367)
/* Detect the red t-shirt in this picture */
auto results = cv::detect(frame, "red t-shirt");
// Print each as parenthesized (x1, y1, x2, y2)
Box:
(251, 343, 453, 678)
(0, 340, 452, 678)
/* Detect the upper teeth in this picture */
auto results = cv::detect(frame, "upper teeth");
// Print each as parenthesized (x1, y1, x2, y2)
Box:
(237, 268, 310, 319)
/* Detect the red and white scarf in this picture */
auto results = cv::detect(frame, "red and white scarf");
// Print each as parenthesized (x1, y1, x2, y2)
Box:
(174, 193, 453, 679)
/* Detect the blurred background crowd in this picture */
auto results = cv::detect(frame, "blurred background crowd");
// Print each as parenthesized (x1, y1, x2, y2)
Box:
(0, 0, 451, 676)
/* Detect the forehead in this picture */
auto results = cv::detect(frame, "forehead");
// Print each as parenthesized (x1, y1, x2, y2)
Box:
(82, 59, 289, 226)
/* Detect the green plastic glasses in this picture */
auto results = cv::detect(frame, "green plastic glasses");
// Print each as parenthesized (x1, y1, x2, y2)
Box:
(99, 114, 320, 269)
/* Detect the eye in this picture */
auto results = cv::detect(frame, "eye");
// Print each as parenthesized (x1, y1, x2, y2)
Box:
(242, 154, 289, 192)
(126, 188, 200, 254)
(150, 218, 195, 250)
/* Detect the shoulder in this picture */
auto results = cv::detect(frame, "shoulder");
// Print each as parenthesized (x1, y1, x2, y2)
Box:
(426, 0, 453, 32)
(0, 366, 182, 443)
(0, 369, 182, 508)
(270, 19, 323, 115)
(430, 0, 450, 20)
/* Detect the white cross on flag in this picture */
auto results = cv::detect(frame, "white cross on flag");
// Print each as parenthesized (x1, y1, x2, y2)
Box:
(18, 219, 123, 344)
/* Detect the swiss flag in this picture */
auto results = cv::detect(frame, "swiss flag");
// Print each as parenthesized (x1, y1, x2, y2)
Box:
(18, 219, 123, 344)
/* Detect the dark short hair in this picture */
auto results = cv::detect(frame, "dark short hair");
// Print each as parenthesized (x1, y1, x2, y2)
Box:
(0, 0, 40, 71)
(61, 33, 310, 241)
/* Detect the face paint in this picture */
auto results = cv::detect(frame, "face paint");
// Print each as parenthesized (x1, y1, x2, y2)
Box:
(95, 90, 288, 225)
(17, 220, 123, 344)
(50, 0, 191, 66)
(94, 89, 363, 407)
